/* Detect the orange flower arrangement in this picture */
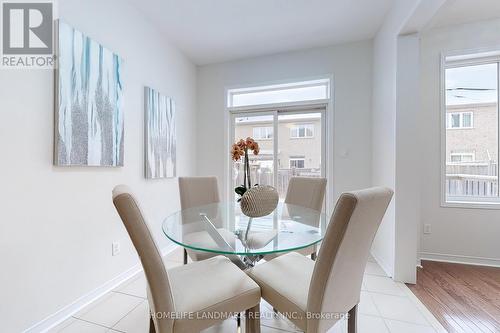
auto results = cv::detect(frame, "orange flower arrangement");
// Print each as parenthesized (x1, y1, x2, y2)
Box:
(231, 137, 260, 198)
(231, 137, 260, 161)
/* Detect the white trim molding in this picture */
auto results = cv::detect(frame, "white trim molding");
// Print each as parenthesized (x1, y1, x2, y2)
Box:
(226, 78, 330, 108)
(24, 244, 177, 333)
(420, 251, 500, 268)
(225, 75, 334, 213)
(370, 250, 393, 279)
(440, 49, 500, 208)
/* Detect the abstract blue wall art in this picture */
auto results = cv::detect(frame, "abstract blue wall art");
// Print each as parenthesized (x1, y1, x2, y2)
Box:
(145, 87, 176, 179)
(55, 21, 124, 166)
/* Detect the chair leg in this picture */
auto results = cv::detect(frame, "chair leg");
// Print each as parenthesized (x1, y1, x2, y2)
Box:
(245, 304, 261, 333)
(183, 248, 188, 265)
(311, 252, 317, 261)
(348, 304, 357, 333)
(149, 315, 155, 333)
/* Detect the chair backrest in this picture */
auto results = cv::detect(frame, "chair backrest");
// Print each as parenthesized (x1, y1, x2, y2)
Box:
(306, 187, 393, 333)
(284, 177, 327, 212)
(178, 176, 220, 210)
(112, 185, 174, 333)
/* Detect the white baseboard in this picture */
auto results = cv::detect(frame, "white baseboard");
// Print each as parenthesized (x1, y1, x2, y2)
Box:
(370, 250, 394, 278)
(24, 244, 177, 333)
(420, 251, 500, 268)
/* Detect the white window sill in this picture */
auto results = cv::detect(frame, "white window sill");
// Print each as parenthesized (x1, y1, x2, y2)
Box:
(442, 200, 500, 210)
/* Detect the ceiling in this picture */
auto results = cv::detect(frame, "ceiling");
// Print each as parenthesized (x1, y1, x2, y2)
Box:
(429, 0, 500, 29)
(127, 0, 393, 65)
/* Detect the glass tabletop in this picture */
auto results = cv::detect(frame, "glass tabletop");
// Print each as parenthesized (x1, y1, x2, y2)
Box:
(162, 202, 327, 256)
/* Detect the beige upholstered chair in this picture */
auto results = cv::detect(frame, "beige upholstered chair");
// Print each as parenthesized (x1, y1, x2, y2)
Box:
(178, 176, 222, 264)
(179, 176, 220, 209)
(112, 185, 261, 333)
(285, 177, 327, 211)
(248, 187, 393, 333)
(267, 177, 327, 261)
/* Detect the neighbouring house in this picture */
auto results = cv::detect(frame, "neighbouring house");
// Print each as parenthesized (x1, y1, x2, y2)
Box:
(445, 87, 498, 199)
(234, 114, 322, 196)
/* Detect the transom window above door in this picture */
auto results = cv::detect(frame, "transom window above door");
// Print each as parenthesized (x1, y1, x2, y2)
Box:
(227, 78, 330, 108)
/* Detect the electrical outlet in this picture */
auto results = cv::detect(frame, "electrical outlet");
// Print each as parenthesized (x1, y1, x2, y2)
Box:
(423, 224, 432, 234)
(112, 241, 121, 256)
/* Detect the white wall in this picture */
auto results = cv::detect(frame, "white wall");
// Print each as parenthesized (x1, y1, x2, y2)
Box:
(371, 0, 421, 278)
(395, 34, 420, 283)
(0, 0, 197, 331)
(419, 18, 500, 266)
(371, 25, 397, 277)
(196, 41, 373, 206)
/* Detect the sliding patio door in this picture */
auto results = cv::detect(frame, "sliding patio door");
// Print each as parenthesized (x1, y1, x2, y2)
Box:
(231, 107, 326, 200)
(232, 113, 276, 194)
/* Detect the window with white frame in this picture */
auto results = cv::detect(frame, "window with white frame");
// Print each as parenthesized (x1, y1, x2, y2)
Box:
(289, 158, 305, 169)
(229, 77, 329, 203)
(232, 112, 325, 199)
(252, 126, 273, 140)
(450, 153, 475, 163)
(290, 123, 314, 138)
(446, 112, 474, 129)
(443, 53, 499, 205)
(227, 79, 330, 108)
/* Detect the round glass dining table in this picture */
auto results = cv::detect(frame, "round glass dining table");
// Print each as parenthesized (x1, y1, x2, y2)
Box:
(162, 202, 327, 269)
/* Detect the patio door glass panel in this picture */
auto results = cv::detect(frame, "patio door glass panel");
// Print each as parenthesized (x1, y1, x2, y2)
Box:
(277, 112, 323, 199)
(233, 114, 275, 197)
(232, 109, 325, 201)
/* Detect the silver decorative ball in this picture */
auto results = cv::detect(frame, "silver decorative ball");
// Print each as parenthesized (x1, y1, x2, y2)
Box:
(240, 186, 279, 217)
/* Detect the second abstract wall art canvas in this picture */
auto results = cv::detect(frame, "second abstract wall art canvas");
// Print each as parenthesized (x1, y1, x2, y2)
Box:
(55, 20, 124, 167)
(145, 87, 176, 179)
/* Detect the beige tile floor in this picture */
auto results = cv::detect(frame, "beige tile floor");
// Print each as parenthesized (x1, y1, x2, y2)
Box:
(49, 249, 446, 333)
